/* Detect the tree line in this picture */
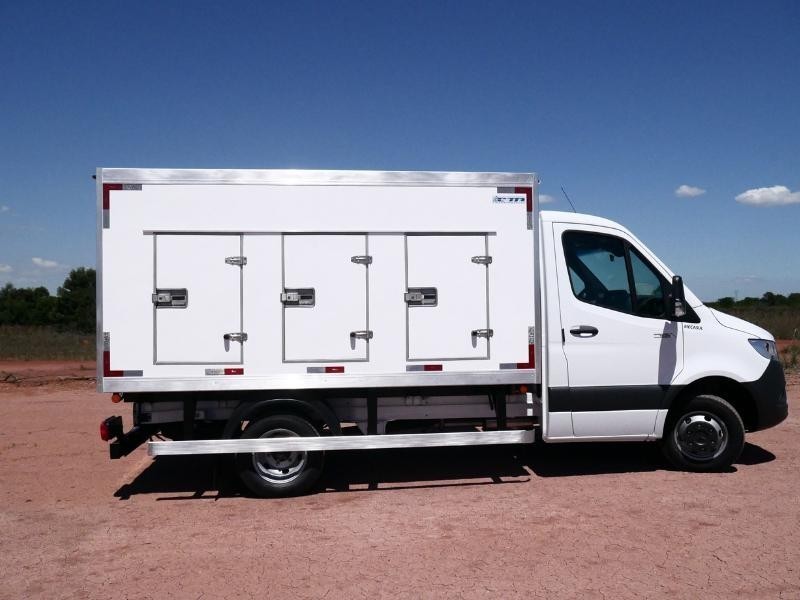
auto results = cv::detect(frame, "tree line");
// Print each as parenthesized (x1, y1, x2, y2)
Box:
(0, 268, 96, 333)
(708, 292, 800, 309)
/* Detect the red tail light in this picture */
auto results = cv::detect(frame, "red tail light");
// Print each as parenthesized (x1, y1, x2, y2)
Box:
(100, 416, 122, 442)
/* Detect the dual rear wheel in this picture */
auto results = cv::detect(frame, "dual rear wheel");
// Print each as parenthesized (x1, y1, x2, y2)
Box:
(235, 414, 324, 497)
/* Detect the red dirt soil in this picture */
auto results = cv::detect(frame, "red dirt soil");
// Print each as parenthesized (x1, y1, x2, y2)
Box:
(0, 362, 797, 599)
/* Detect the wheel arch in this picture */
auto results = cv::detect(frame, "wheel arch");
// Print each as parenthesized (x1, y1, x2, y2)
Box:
(222, 397, 342, 439)
(667, 376, 757, 431)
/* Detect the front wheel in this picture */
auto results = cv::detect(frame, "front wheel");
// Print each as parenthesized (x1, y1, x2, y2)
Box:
(662, 394, 745, 471)
(235, 414, 324, 497)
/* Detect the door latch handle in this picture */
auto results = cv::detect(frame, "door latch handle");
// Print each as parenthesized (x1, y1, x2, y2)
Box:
(569, 325, 598, 337)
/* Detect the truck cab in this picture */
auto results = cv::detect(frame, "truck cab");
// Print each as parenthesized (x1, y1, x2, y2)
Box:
(540, 210, 787, 467)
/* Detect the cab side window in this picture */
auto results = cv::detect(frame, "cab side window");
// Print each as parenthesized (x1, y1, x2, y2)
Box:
(563, 232, 632, 313)
(563, 231, 668, 319)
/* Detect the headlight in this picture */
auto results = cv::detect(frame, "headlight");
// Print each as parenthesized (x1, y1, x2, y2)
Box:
(749, 338, 778, 361)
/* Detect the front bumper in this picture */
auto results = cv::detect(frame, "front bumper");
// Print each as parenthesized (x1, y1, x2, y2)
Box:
(744, 360, 788, 431)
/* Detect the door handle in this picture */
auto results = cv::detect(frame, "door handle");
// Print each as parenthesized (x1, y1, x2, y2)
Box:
(570, 325, 598, 337)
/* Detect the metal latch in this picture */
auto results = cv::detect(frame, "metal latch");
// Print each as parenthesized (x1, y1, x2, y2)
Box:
(281, 288, 315, 307)
(471, 328, 494, 339)
(405, 287, 438, 307)
(152, 288, 188, 308)
(225, 256, 247, 267)
(351, 255, 373, 265)
(350, 330, 374, 340)
(471, 255, 493, 265)
(223, 332, 248, 343)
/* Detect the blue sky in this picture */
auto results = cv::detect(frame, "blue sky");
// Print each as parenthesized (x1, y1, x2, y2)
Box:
(1, 1, 798, 300)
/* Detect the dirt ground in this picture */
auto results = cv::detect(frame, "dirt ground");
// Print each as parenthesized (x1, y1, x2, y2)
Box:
(1, 361, 798, 599)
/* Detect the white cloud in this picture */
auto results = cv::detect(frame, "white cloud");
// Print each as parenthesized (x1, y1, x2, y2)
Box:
(675, 184, 706, 198)
(0, 264, 12, 273)
(0, 205, 9, 213)
(32, 257, 61, 268)
(539, 194, 556, 204)
(735, 185, 800, 206)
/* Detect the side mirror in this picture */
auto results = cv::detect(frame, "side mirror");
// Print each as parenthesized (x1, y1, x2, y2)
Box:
(670, 275, 687, 319)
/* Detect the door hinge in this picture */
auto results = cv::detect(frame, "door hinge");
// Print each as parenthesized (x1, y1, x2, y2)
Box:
(350, 330, 374, 340)
(471, 255, 493, 265)
(351, 255, 373, 265)
(471, 328, 494, 339)
(225, 256, 247, 267)
(223, 332, 248, 343)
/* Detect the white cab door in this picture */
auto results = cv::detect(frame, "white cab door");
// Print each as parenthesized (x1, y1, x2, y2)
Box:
(552, 223, 683, 437)
(406, 235, 490, 361)
(283, 235, 369, 362)
(154, 234, 244, 364)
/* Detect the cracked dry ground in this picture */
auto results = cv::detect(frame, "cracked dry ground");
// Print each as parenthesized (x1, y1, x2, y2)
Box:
(1, 363, 798, 599)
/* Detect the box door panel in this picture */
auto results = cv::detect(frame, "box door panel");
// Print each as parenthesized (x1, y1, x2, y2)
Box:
(155, 235, 243, 364)
(283, 235, 369, 362)
(406, 235, 489, 361)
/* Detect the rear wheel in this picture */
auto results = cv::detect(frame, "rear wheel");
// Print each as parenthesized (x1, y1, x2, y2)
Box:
(662, 394, 745, 471)
(235, 414, 324, 497)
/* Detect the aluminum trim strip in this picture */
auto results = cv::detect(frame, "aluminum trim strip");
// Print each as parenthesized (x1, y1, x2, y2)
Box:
(148, 429, 535, 456)
(95, 170, 104, 390)
(102, 370, 537, 393)
(99, 168, 536, 187)
(142, 230, 498, 236)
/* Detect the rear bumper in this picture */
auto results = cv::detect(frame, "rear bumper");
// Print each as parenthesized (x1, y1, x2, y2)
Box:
(744, 360, 788, 431)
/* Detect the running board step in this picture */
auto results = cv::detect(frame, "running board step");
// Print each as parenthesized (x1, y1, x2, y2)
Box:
(148, 430, 534, 456)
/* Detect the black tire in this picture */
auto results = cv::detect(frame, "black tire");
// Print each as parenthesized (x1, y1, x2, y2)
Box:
(235, 414, 324, 497)
(661, 394, 745, 471)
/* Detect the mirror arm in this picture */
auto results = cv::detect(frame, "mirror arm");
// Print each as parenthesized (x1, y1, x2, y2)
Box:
(670, 275, 687, 319)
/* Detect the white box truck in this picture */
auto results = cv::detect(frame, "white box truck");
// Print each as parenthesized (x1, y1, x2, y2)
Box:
(97, 168, 787, 496)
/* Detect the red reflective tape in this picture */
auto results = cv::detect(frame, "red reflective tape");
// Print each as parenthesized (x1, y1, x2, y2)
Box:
(103, 183, 122, 210)
(516, 344, 536, 369)
(325, 366, 345, 373)
(224, 368, 244, 375)
(103, 350, 123, 377)
(423, 364, 443, 371)
(515, 186, 533, 212)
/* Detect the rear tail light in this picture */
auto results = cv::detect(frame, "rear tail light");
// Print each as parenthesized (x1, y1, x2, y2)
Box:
(100, 416, 123, 442)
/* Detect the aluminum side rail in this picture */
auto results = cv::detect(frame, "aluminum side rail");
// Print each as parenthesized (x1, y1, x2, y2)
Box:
(148, 429, 535, 456)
